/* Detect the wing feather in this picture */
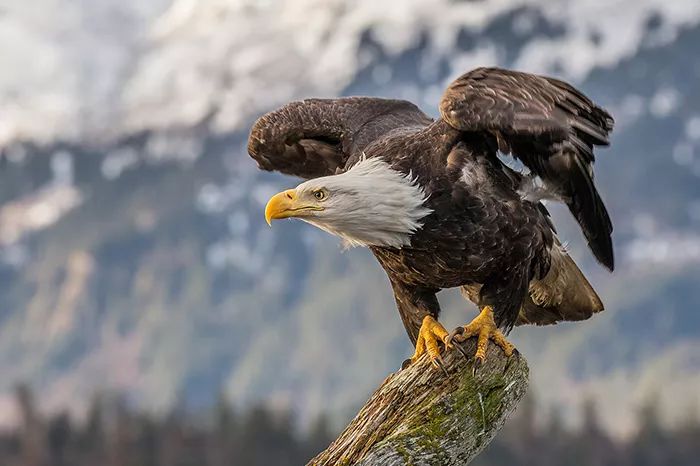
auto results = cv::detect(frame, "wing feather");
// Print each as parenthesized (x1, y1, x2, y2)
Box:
(248, 97, 432, 179)
(440, 67, 615, 270)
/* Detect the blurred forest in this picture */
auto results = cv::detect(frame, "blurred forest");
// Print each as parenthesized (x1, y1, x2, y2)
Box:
(2, 385, 698, 466)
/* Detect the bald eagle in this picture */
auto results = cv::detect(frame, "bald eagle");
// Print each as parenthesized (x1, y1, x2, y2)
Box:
(248, 67, 613, 369)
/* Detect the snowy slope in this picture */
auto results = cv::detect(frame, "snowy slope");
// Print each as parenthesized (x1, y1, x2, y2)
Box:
(2, 0, 699, 145)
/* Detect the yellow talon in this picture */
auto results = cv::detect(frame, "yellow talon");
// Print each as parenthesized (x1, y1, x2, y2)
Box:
(450, 306, 515, 363)
(410, 315, 450, 368)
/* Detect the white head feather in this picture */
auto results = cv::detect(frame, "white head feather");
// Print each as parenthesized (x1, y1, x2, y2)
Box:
(293, 157, 432, 248)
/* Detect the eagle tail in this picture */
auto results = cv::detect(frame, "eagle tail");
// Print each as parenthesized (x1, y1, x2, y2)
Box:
(518, 246, 604, 326)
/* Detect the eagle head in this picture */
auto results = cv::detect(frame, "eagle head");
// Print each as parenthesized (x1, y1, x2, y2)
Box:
(264, 157, 432, 248)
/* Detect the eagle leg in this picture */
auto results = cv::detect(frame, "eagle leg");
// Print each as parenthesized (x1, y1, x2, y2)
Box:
(447, 306, 516, 365)
(402, 315, 451, 374)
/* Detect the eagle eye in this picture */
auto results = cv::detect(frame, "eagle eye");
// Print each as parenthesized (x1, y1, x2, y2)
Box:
(313, 189, 327, 201)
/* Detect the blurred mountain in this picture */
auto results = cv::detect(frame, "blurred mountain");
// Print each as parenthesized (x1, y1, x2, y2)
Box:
(0, 0, 699, 434)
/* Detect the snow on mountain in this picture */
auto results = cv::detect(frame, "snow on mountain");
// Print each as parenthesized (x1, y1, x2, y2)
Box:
(2, 0, 700, 147)
(625, 231, 700, 267)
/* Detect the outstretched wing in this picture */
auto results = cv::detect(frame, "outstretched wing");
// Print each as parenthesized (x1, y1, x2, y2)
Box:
(248, 97, 432, 179)
(440, 67, 615, 270)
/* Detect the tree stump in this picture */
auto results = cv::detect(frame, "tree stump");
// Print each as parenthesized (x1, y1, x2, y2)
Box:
(308, 338, 529, 466)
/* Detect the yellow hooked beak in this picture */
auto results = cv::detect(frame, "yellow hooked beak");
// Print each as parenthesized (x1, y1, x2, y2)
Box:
(264, 189, 323, 226)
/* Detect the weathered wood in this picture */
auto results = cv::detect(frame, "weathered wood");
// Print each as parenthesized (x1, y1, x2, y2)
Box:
(308, 339, 529, 466)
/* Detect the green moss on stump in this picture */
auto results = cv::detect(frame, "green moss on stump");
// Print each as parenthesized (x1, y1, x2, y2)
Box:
(310, 341, 529, 466)
(384, 355, 525, 464)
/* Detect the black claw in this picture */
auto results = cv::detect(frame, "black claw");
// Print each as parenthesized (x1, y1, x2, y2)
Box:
(401, 358, 412, 370)
(472, 357, 484, 376)
(446, 326, 465, 345)
(512, 348, 520, 357)
(432, 357, 449, 377)
(454, 342, 472, 360)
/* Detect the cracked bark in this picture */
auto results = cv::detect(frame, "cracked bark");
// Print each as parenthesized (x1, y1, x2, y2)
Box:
(308, 339, 529, 466)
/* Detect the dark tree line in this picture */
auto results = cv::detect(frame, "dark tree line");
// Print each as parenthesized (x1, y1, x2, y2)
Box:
(2, 385, 332, 466)
(1, 385, 698, 466)
(475, 396, 700, 466)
